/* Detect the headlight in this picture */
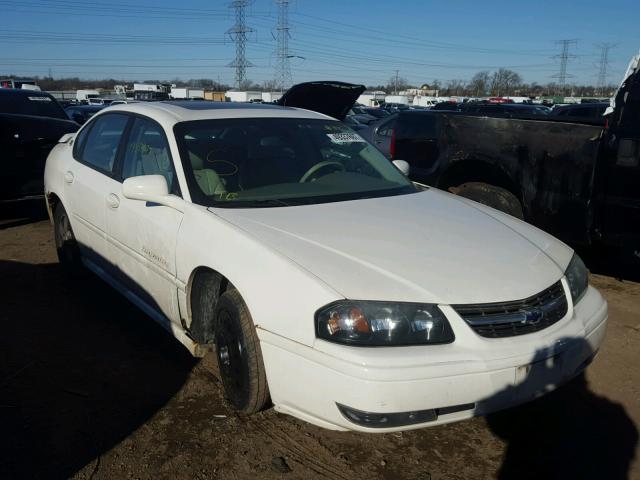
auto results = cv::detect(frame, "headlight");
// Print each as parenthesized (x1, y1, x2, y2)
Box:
(565, 253, 589, 304)
(315, 301, 454, 346)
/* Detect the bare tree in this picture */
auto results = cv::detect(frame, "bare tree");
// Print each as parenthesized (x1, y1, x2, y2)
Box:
(469, 71, 490, 96)
(386, 75, 412, 94)
(489, 68, 522, 96)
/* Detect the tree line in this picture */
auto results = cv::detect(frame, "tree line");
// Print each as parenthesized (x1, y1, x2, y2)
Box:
(374, 69, 617, 98)
(2, 70, 618, 97)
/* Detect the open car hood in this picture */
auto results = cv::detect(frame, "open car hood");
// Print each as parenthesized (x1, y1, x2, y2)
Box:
(277, 81, 365, 120)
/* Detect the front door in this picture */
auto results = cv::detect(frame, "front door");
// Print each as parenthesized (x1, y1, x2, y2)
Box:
(105, 116, 184, 324)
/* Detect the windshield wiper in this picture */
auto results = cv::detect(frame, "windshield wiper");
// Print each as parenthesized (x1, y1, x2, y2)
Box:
(211, 198, 291, 208)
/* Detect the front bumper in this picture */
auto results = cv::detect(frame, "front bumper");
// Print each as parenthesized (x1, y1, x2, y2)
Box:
(258, 283, 607, 432)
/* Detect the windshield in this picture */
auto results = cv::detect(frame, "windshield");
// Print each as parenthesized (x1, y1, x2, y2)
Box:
(174, 118, 416, 208)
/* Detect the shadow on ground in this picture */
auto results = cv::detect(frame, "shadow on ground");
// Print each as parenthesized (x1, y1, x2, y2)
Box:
(484, 340, 638, 480)
(0, 260, 199, 479)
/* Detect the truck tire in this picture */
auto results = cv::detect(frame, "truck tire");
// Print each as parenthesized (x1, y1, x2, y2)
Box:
(53, 203, 84, 276)
(450, 182, 524, 220)
(213, 288, 269, 414)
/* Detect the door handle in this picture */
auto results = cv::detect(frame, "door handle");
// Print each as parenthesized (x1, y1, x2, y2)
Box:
(64, 171, 74, 184)
(106, 193, 120, 209)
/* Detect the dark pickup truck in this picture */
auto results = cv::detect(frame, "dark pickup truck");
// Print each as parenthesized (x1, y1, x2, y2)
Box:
(1, 89, 79, 201)
(366, 62, 640, 263)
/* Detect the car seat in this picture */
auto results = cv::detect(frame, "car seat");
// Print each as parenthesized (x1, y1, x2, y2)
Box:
(190, 152, 226, 196)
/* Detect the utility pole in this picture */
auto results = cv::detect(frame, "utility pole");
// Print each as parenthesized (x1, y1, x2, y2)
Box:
(394, 69, 400, 95)
(596, 43, 616, 96)
(227, 0, 254, 89)
(552, 39, 577, 95)
(274, 0, 292, 91)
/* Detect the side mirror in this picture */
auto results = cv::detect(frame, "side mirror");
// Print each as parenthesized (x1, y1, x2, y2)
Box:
(122, 175, 184, 212)
(393, 159, 410, 176)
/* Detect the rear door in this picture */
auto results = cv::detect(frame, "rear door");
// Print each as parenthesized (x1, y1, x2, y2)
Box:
(65, 113, 130, 266)
(106, 115, 184, 324)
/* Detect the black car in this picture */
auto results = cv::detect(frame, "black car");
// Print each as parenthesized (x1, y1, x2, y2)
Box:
(550, 102, 609, 125)
(1, 89, 78, 201)
(352, 105, 390, 119)
(431, 101, 462, 111)
(64, 104, 105, 125)
(461, 103, 550, 117)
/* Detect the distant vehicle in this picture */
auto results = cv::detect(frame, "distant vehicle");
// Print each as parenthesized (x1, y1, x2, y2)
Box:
(64, 105, 105, 125)
(87, 98, 115, 106)
(1, 89, 78, 201)
(133, 83, 171, 102)
(346, 109, 377, 125)
(170, 88, 205, 100)
(381, 102, 411, 113)
(226, 91, 263, 103)
(461, 103, 551, 117)
(431, 101, 461, 111)
(0, 79, 41, 90)
(76, 90, 101, 103)
(550, 103, 609, 124)
(352, 105, 390, 119)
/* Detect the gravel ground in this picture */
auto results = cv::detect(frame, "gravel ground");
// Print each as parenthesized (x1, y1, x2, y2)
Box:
(1, 204, 638, 480)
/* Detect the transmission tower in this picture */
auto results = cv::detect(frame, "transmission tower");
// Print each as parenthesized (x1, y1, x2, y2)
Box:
(274, 0, 292, 91)
(227, 0, 254, 89)
(552, 39, 578, 93)
(596, 43, 616, 96)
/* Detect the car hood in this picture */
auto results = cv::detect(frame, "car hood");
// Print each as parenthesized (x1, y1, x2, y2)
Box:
(277, 81, 365, 120)
(212, 189, 573, 305)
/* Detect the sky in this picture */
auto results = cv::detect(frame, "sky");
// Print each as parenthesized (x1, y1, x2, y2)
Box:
(1, 0, 639, 88)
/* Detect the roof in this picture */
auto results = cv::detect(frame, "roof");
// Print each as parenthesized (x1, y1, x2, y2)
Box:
(0, 88, 50, 97)
(103, 100, 334, 125)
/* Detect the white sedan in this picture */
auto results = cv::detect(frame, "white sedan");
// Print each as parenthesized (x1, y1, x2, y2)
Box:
(44, 95, 607, 432)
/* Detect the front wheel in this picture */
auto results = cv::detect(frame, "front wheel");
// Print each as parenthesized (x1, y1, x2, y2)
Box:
(213, 289, 270, 414)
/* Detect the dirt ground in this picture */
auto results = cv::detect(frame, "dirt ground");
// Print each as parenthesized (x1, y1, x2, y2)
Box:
(1, 204, 639, 480)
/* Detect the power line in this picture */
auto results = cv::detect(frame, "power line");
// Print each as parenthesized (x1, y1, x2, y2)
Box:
(227, 0, 254, 88)
(552, 39, 578, 92)
(274, 0, 292, 90)
(596, 43, 616, 95)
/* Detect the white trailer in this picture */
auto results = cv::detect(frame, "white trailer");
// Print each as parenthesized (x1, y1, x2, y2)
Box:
(261, 91, 282, 103)
(225, 90, 263, 102)
(384, 95, 410, 105)
(170, 88, 205, 100)
(413, 96, 438, 108)
(357, 92, 386, 106)
(76, 89, 100, 102)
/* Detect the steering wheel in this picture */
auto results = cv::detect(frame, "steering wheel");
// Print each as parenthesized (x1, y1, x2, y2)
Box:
(299, 161, 345, 183)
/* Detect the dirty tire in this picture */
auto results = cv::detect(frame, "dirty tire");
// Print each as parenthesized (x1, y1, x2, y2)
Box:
(53, 203, 83, 276)
(213, 288, 269, 414)
(452, 182, 524, 219)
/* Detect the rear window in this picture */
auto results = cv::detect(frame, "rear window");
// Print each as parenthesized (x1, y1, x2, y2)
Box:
(396, 113, 439, 138)
(0, 93, 67, 119)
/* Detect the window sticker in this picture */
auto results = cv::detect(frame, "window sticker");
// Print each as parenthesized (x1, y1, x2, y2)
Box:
(28, 96, 52, 102)
(326, 132, 365, 144)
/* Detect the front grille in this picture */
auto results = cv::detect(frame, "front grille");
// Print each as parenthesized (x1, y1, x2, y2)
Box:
(452, 281, 568, 338)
